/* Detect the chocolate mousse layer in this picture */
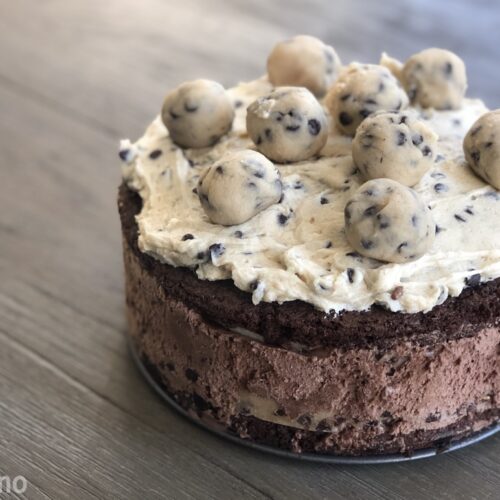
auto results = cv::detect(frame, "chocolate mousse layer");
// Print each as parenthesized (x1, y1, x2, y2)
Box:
(120, 185, 499, 455)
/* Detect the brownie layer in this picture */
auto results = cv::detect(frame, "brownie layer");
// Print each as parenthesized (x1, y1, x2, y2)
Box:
(119, 183, 500, 349)
(122, 213, 499, 454)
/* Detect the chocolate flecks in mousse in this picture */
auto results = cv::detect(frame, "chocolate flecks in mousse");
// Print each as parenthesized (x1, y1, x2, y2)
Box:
(185, 368, 199, 382)
(426, 412, 442, 423)
(182, 233, 195, 241)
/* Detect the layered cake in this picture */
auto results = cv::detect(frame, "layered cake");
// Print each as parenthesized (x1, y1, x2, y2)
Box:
(119, 36, 499, 455)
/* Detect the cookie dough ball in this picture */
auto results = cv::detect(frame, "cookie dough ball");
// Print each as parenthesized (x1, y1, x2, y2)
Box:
(198, 150, 282, 225)
(267, 35, 342, 97)
(352, 111, 438, 186)
(463, 110, 500, 190)
(344, 179, 435, 263)
(401, 48, 467, 110)
(161, 79, 234, 148)
(326, 64, 409, 136)
(246, 87, 328, 163)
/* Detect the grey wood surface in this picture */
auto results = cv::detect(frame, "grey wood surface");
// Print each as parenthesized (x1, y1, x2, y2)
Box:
(0, 1, 499, 498)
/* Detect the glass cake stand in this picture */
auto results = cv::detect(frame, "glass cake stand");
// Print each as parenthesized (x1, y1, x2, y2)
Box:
(129, 339, 499, 464)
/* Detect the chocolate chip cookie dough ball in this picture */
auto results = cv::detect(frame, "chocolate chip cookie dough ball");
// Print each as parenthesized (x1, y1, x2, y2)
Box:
(463, 110, 500, 190)
(352, 111, 438, 186)
(197, 150, 282, 225)
(401, 48, 467, 110)
(267, 35, 341, 97)
(161, 79, 234, 148)
(246, 87, 328, 163)
(326, 64, 409, 136)
(344, 178, 435, 263)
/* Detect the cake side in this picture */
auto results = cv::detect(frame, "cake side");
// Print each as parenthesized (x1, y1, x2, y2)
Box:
(120, 186, 499, 455)
(119, 184, 500, 349)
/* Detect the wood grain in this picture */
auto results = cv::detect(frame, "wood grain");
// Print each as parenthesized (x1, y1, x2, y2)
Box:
(0, 1, 498, 498)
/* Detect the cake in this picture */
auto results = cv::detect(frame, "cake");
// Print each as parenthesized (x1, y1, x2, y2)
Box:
(119, 37, 500, 456)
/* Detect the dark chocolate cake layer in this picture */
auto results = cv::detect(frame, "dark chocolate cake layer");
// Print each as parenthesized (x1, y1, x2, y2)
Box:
(119, 183, 500, 349)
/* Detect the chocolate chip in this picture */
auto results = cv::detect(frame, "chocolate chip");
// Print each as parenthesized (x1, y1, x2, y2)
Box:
(361, 239, 374, 250)
(485, 141, 493, 148)
(435, 154, 445, 163)
(391, 286, 404, 300)
(169, 109, 180, 119)
(256, 135, 262, 145)
(185, 368, 199, 382)
(465, 273, 481, 287)
(325, 241, 333, 249)
(365, 98, 377, 105)
(265, 128, 273, 141)
(285, 124, 300, 132)
(308, 119, 321, 135)
(433, 182, 449, 194)
(422, 145, 432, 156)
(411, 215, 418, 226)
(397, 242, 408, 253)
(435, 225, 443, 234)
(233, 230, 243, 238)
(412, 134, 423, 146)
(248, 280, 260, 292)
(277, 213, 289, 225)
(465, 206, 474, 215)
(470, 150, 480, 164)
(320, 196, 329, 205)
(234, 100, 243, 108)
(454, 214, 466, 222)
(364, 205, 377, 216)
(196, 251, 207, 260)
(378, 81, 385, 92)
(339, 112, 352, 126)
(274, 407, 286, 417)
(182, 233, 194, 241)
(209, 243, 225, 259)
(346, 251, 362, 259)
(359, 109, 371, 118)
(118, 149, 130, 161)
(340, 94, 351, 101)
(215, 165, 224, 174)
(444, 62, 453, 77)
(347, 268, 355, 283)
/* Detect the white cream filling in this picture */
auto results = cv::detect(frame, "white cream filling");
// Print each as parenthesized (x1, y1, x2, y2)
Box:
(121, 77, 500, 314)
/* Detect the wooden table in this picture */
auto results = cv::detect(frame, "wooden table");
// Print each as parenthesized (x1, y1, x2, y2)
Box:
(1, 1, 498, 498)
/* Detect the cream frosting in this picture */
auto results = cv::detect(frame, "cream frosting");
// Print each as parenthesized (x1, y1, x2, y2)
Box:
(121, 77, 500, 314)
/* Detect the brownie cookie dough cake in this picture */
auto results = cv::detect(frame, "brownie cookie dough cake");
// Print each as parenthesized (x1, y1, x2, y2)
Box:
(119, 36, 499, 456)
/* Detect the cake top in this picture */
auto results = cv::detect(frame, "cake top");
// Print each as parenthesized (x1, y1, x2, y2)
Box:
(120, 37, 500, 315)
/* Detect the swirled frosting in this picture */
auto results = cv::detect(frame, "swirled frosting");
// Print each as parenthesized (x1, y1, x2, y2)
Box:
(121, 77, 500, 314)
